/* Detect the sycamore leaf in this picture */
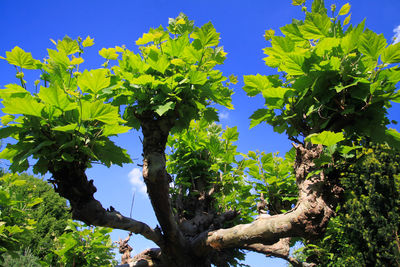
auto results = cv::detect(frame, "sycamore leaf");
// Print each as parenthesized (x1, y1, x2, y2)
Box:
(300, 13, 332, 39)
(189, 70, 208, 85)
(0, 84, 30, 99)
(381, 42, 400, 64)
(99, 48, 119, 60)
(338, 3, 351, 16)
(82, 36, 94, 47)
(38, 86, 76, 111)
(92, 140, 132, 167)
(147, 49, 170, 74)
(359, 29, 387, 60)
(71, 57, 84, 65)
(136, 26, 169, 45)
(191, 22, 220, 48)
(1, 115, 15, 125)
(203, 108, 219, 122)
(53, 123, 80, 133)
(222, 126, 239, 142)
(249, 109, 269, 128)
(2, 96, 45, 117)
(81, 101, 121, 124)
(243, 74, 273, 97)
(343, 13, 351, 26)
(292, 0, 306, 6)
(5, 46, 37, 69)
(78, 69, 110, 94)
(155, 102, 175, 116)
(102, 124, 131, 137)
(57, 36, 80, 55)
(306, 131, 345, 146)
(0, 126, 20, 139)
(341, 19, 365, 53)
(264, 29, 275, 41)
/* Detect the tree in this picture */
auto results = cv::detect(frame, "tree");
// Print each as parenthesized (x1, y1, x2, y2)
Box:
(50, 220, 117, 266)
(9, 174, 71, 263)
(295, 143, 400, 266)
(0, 173, 42, 261)
(0, 0, 399, 266)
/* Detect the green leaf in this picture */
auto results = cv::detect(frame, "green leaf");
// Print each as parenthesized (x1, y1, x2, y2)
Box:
(102, 124, 131, 136)
(155, 102, 175, 116)
(222, 126, 239, 142)
(78, 69, 111, 94)
(52, 123, 79, 133)
(306, 131, 345, 146)
(359, 29, 387, 60)
(191, 22, 220, 48)
(0, 126, 20, 139)
(341, 19, 365, 54)
(280, 23, 304, 41)
(338, 3, 351, 15)
(5, 46, 37, 69)
(292, 0, 306, 6)
(81, 101, 121, 124)
(381, 42, 400, 63)
(264, 29, 275, 41)
(249, 109, 269, 128)
(2, 95, 45, 117)
(0, 84, 30, 100)
(243, 74, 273, 97)
(189, 70, 208, 85)
(92, 140, 132, 167)
(203, 108, 219, 122)
(1, 114, 15, 125)
(57, 36, 80, 55)
(147, 49, 170, 74)
(136, 26, 168, 45)
(300, 12, 331, 39)
(82, 36, 94, 47)
(311, 0, 328, 14)
(280, 53, 305, 75)
(99, 48, 119, 60)
(38, 86, 76, 111)
(343, 13, 351, 26)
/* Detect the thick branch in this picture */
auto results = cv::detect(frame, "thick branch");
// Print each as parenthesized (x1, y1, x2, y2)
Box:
(191, 144, 336, 259)
(48, 162, 162, 246)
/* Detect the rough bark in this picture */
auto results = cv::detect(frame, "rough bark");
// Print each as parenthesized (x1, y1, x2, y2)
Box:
(48, 118, 338, 267)
(47, 161, 162, 246)
(190, 143, 336, 261)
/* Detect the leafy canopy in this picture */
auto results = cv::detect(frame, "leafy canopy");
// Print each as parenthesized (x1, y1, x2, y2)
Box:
(244, 0, 400, 153)
(0, 13, 234, 175)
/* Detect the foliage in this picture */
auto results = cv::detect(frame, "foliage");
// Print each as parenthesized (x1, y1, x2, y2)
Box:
(296, 144, 400, 266)
(0, 173, 42, 262)
(2, 248, 42, 267)
(10, 174, 71, 262)
(244, 0, 400, 152)
(49, 220, 117, 267)
(0, 13, 233, 176)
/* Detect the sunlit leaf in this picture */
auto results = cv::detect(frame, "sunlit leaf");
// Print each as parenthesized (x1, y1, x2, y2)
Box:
(5, 46, 37, 69)
(306, 131, 345, 146)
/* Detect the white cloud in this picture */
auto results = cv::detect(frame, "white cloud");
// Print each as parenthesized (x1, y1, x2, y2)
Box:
(128, 168, 147, 195)
(393, 25, 400, 44)
(219, 111, 229, 120)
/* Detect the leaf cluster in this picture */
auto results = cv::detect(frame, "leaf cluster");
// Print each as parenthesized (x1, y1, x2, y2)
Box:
(0, 36, 131, 174)
(0, 173, 42, 262)
(244, 0, 400, 150)
(296, 144, 400, 266)
(48, 220, 117, 266)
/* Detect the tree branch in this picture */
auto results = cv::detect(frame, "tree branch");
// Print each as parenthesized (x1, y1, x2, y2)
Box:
(191, 144, 336, 260)
(48, 162, 162, 246)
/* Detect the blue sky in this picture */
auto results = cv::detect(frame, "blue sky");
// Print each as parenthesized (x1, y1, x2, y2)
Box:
(1, 0, 400, 265)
